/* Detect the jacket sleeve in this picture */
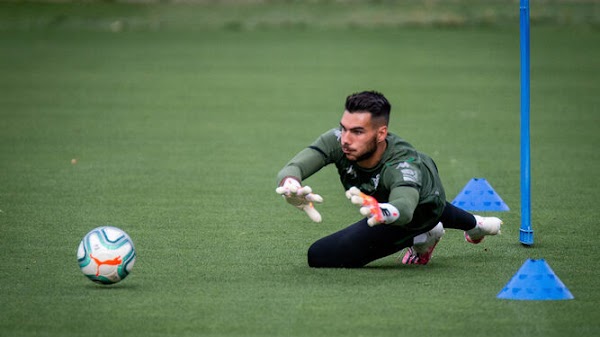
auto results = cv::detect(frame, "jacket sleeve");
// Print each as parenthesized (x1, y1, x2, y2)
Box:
(276, 129, 339, 185)
(387, 186, 420, 226)
(276, 147, 328, 185)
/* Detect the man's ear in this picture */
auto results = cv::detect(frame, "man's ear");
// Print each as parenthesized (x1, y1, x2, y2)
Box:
(377, 125, 388, 143)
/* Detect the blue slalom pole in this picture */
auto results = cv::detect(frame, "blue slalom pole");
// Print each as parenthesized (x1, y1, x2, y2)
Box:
(520, 0, 534, 245)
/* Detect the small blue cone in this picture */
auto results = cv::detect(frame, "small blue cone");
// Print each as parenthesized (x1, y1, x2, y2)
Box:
(451, 178, 509, 211)
(497, 259, 574, 300)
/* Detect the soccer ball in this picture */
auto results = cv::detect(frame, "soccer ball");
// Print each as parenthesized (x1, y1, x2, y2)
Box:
(77, 226, 136, 285)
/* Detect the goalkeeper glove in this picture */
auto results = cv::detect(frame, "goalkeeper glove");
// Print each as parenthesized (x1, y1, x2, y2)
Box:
(345, 187, 400, 226)
(275, 177, 323, 223)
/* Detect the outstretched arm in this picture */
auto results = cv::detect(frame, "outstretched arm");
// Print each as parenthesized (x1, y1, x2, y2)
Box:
(276, 147, 329, 223)
(276, 147, 328, 184)
(346, 186, 419, 226)
(275, 177, 323, 222)
(387, 186, 420, 225)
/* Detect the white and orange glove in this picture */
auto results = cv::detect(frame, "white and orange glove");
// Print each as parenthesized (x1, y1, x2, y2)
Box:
(275, 178, 323, 223)
(345, 187, 400, 226)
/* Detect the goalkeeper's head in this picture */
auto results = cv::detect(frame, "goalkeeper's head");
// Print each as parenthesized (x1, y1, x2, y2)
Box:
(340, 91, 391, 168)
(345, 91, 391, 126)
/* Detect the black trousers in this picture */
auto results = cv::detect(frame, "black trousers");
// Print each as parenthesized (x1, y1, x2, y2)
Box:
(307, 202, 475, 268)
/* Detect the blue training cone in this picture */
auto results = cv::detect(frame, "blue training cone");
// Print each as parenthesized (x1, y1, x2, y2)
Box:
(497, 259, 574, 300)
(451, 178, 509, 211)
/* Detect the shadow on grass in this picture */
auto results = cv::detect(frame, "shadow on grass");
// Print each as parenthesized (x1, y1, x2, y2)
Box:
(83, 281, 140, 291)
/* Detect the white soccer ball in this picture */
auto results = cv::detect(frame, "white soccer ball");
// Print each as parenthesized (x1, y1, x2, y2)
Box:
(77, 226, 136, 285)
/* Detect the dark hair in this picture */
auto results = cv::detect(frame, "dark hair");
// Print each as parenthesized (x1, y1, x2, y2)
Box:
(344, 91, 391, 125)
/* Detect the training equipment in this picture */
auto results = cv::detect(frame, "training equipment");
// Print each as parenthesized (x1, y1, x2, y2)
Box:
(520, 0, 534, 245)
(451, 178, 509, 212)
(345, 187, 399, 226)
(465, 215, 503, 244)
(77, 226, 136, 285)
(497, 259, 574, 300)
(276, 177, 323, 222)
(401, 222, 445, 265)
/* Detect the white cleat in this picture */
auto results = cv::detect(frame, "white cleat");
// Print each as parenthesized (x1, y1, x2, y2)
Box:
(401, 222, 445, 265)
(465, 215, 502, 244)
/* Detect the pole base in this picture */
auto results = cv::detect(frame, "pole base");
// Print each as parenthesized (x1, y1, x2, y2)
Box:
(520, 228, 534, 246)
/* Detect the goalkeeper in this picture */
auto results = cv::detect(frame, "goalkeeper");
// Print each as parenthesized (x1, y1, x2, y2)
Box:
(276, 90, 502, 268)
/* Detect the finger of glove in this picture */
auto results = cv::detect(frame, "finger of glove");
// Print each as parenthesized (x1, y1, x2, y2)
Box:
(288, 184, 300, 194)
(359, 206, 371, 217)
(345, 187, 361, 199)
(350, 195, 365, 206)
(275, 186, 290, 196)
(276, 184, 301, 196)
(277, 189, 302, 204)
(305, 193, 323, 204)
(296, 185, 313, 196)
(303, 204, 322, 223)
(367, 217, 381, 227)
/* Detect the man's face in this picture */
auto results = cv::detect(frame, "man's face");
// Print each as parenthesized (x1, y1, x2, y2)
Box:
(339, 110, 386, 163)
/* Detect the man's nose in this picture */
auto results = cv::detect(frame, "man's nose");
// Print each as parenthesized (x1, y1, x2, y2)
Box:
(341, 131, 350, 144)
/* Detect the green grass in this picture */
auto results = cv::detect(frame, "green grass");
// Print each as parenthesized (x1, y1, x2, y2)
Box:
(2, 0, 600, 31)
(1, 2, 599, 337)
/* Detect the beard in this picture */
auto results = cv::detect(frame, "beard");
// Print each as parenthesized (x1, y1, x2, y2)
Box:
(344, 136, 379, 163)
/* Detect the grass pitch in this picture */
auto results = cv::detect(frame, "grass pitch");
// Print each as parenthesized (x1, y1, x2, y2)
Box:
(0, 2, 599, 337)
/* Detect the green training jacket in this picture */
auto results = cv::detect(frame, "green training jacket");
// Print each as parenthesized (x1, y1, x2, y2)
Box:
(277, 128, 446, 232)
